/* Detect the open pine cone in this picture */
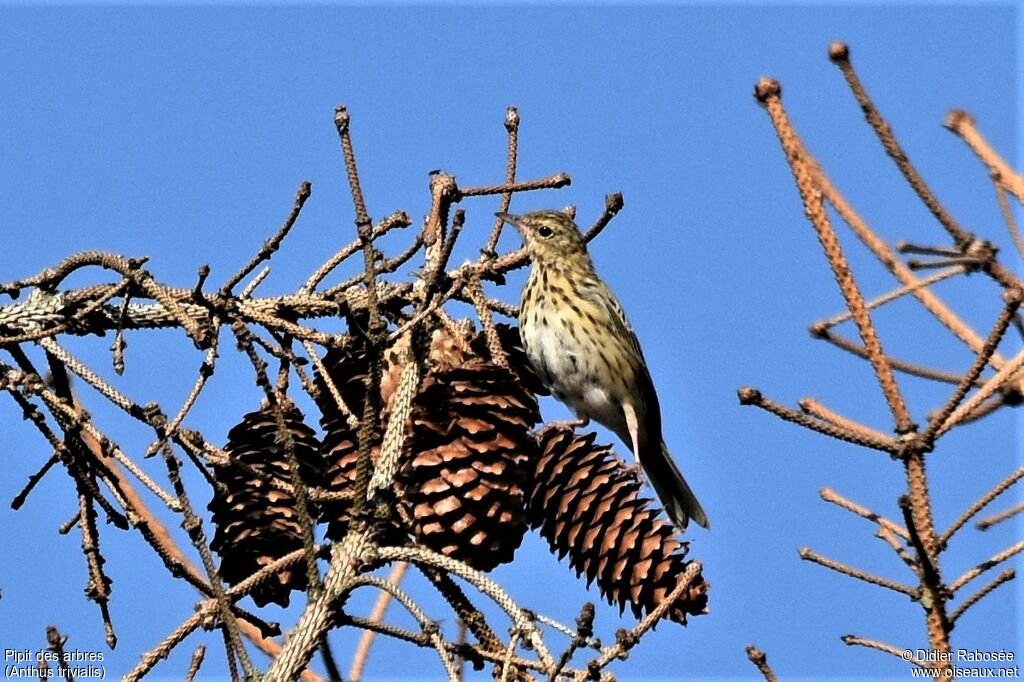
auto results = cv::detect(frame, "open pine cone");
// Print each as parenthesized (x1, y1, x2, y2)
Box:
(527, 426, 709, 623)
(315, 325, 541, 572)
(208, 402, 324, 607)
(394, 326, 541, 571)
(315, 340, 378, 540)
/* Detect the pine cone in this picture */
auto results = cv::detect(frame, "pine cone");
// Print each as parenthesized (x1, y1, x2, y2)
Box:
(208, 402, 324, 607)
(528, 426, 709, 623)
(315, 325, 542, 571)
(396, 327, 541, 571)
(315, 341, 378, 540)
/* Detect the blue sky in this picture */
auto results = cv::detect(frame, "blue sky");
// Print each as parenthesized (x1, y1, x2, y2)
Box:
(0, 4, 1019, 680)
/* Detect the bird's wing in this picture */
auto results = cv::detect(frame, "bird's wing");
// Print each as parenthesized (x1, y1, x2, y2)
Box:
(577, 276, 663, 436)
(577, 277, 647, 363)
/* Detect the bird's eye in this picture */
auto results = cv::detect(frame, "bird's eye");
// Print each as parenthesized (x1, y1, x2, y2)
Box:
(537, 225, 554, 238)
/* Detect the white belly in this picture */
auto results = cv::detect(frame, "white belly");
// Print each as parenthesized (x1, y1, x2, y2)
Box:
(521, 311, 628, 436)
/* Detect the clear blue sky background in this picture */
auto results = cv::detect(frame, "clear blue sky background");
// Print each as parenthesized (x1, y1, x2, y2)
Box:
(0, 4, 1020, 681)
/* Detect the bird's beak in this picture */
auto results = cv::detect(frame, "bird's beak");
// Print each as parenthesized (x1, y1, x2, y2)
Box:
(495, 211, 528, 234)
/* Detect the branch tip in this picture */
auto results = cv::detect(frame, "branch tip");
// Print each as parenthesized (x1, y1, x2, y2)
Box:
(754, 77, 781, 104)
(737, 386, 762, 405)
(505, 106, 520, 131)
(334, 105, 350, 133)
(828, 41, 850, 63)
(943, 108, 974, 132)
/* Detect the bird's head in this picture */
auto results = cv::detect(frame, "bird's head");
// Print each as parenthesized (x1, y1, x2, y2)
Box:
(496, 210, 589, 267)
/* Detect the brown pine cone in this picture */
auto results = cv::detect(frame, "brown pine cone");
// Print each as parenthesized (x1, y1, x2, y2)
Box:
(315, 341, 378, 540)
(208, 402, 323, 607)
(528, 426, 709, 623)
(315, 325, 542, 572)
(394, 326, 541, 571)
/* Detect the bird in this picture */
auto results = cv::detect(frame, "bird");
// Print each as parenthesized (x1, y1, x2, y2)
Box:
(496, 209, 709, 530)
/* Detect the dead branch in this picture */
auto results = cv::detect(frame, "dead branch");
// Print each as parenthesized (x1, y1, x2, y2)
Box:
(744, 41, 1024, 677)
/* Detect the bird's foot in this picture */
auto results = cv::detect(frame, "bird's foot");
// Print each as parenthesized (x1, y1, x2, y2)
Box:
(620, 461, 645, 483)
(544, 417, 590, 432)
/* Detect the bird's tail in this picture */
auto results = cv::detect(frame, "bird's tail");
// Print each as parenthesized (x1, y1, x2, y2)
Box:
(643, 441, 709, 530)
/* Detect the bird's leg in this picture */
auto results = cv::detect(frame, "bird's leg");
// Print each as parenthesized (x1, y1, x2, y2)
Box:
(621, 404, 646, 482)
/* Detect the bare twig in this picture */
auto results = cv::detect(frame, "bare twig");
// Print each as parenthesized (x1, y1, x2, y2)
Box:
(582, 193, 625, 243)
(184, 644, 207, 682)
(755, 76, 913, 434)
(829, 43, 972, 249)
(948, 540, 1024, 593)
(739, 387, 899, 454)
(799, 547, 917, 597)
(941, 465, 1024, 545)
(949, 568, 1015, 625)
(819, 488, 909, 540)
(815, 266, 964, 331)
(349, 561, 410, 682)
(977, 501, 1024, 531)
(220, 181, 312, 296)
(924, 290, 1021, 442)
(483, 107, 521, 256)
(460, 173, 571, 197)
(799, 398, 896, 447)
(812, 327, 975, 387)
(841, 635, 931, 668)
(745, 645, 779, 682)
(944, 109, 1024, 203)
(549, 603, 595, 682)
(574, 562, 703, 681)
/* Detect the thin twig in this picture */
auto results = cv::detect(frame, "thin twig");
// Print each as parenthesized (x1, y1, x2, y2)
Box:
(738, 387, 900, 454)
(574, 562, 703, 682)
(977, 501, 1024, 531)
(460, 173, 571, 197)
(350, 574, 460, 681)
(924, 290, 1021, 443)
(303, 209, 412, 294)
(944, 109, 1024, 203)
(349, 561, 410, 682)
(339, 616, 582, 679)
(799, 547, 917, 597)
(379, 545, 554, 670)
(948, 540, 1024, 593)
(582, 193, 625, 243)
(812, 327, 975, 387)
(829, 43, 972, 248)
(950, 568, 1015, 625)
(220, 181, 311, 296)
(483, 106, 521, 256)
(876, 525, 921, 575)
(799, 398, 896, 447)
(937, 347, 1024, 438)
(744, 645, 779, 682)
(184, 644, 207, 682)
(841, 634, 932, 668)
(10, 451, 60, 510)
(815, 266, 964, 331)
(993, 178, 1024, 260)
(940, 465, 1024, 545)
(819, 487, 909, 540)
(548, 603, 595, 682)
